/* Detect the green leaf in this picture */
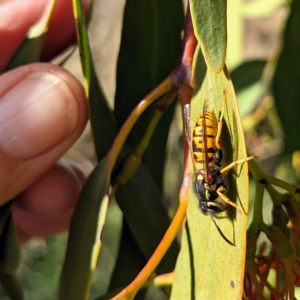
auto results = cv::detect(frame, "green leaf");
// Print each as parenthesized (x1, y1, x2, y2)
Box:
(190, 0, 227, 74)
(88, 62, 117, 160)
(58, 157, 111, 300)
(0, 213, 21, 273)
(108, 0, 183, 294)
(106, 162, 180, 297)
(236, 81, 266, 118)
(0, 271, 24, 300)
(70, 2, 181, 299)
(93, 219, 147, 300)
(73, 0, 117, 160)
(58, 2, 121, 299)
(231, 60, 267, 92)
(90, 200, 122, 298)
(115, 164, 180, 274)
(107, 219, 148, 299)
(0, 213, 23, 299)
(114, 0, 183, 191)
(0, 202, 12, 235)
(6, 0, 56, 70)
(231, 60, 267, 117)
(171, 47, 249, 299)
(272, 0, 300, 151)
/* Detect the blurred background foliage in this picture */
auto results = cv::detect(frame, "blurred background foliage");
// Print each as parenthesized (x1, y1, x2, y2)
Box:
(2, 0, 300, 298)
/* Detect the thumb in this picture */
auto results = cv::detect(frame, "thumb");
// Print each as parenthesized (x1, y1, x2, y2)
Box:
(0, 63, 88, 204)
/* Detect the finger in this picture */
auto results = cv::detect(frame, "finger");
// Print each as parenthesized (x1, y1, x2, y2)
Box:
(15, 160, 83, 218)
(0, 63, 88, 204)
(12, 160, 85, 244)
(0, 0, 89, 70)
(13, 206, 73, 245)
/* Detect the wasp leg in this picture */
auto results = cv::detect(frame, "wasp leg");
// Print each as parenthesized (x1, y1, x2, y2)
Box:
(220, 155, 258, 174)
(217, 185, 243, 215)
(215, 90, 226, 150)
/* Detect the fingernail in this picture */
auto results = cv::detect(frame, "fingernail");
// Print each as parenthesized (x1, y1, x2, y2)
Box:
(0, 72, 78, 159)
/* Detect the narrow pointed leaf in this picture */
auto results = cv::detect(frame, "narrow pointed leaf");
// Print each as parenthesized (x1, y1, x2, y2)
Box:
(59, 157, 112, 300)
(171, 47, 249, 299)
(6, 0, 56, 70)
(72, 2, 180, 299)
(0, 213, 23, 299)
(114, 0, 183, 191)
(73, 0, 117, 160)
(231, 60, 267, 117)
(0, 271, 24, 300)
(0, 214, 21, 273)
(231, 60, 267, 92)
(108, 219, 147, 299)
(105, 162, 180, 298)
(272, 0, 300, 151)
(116, 164, 180, 274)
(109, 0, 183, 293)
(190, 0, 227, 74)
(58, 2, 121, 299)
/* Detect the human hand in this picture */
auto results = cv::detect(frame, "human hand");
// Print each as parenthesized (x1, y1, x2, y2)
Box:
(0, 0, 89, 244)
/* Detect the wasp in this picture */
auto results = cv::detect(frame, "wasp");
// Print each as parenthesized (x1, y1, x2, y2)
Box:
(184, 91, 256, 245)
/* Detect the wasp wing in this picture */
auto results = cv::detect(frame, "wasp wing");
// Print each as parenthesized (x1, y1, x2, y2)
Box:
(183, 104, 191, 151)
(183, 104, 198, 172)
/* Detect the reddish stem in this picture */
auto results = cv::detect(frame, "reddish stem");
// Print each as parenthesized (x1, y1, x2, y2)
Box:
(171, 3, 197, 92)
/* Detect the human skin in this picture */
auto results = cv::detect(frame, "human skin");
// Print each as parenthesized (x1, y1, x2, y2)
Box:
(0, 0, 90, 243)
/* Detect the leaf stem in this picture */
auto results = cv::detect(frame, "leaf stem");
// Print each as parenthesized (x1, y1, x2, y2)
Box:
(251, 181, 265, 226)
(143, 272, 174, 287)
(134, 90, 178, 157)
(249, 160, 300, 201)
(106, 77, 173, 168)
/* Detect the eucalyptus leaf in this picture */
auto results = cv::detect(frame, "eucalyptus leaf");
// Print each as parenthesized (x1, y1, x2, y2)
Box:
(65, 2, 181, 299)
(0, 213, 21, 273)
(59, 157, 111, 300)
(0, 271, 24, 300)
(231, 60, 267, 117)
(190, 0, 227, 74)
(171, 47, 249, 299)
(6, 0, 56, 70)
(272, 0, 300, 151)
(109, 0, 183, 295)
(114, 0, 183, 191)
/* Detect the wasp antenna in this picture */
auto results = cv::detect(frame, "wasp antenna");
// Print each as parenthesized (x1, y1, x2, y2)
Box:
(209, 213, 235, 246)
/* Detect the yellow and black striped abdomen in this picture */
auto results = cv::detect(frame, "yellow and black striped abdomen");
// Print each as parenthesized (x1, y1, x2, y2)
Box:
(192, 109, 218, 163)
